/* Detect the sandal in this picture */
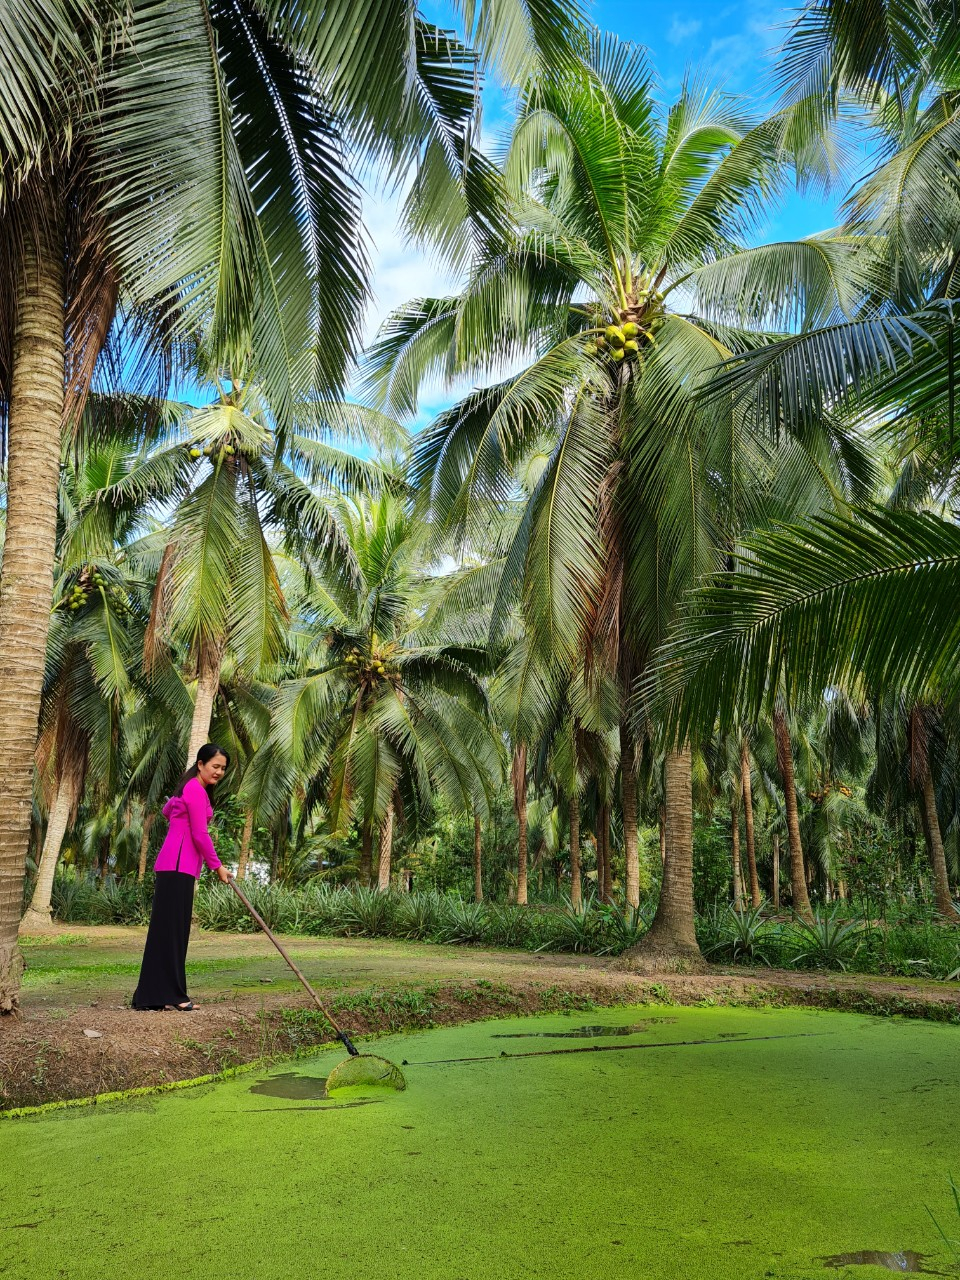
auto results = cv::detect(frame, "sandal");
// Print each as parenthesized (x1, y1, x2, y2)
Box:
(165, 1000, 195, 1011)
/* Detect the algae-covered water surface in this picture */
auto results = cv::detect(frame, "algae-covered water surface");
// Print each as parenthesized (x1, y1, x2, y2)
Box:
(2, 1005, 959, 1279)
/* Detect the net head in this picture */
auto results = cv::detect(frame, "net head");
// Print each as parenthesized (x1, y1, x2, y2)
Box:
(325, 1054, 407, 1093)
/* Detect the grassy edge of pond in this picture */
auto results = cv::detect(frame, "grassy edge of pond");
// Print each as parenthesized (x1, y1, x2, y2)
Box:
(5, 933, 960, 1114)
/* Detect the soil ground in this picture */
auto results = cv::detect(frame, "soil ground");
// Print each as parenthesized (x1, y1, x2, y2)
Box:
(3, 923, 960, 1111)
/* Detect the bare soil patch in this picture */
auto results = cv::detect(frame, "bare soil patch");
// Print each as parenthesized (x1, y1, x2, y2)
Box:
(3, 924, 959, 1111)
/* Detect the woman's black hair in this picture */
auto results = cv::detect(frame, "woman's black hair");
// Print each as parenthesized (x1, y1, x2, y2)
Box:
(173, 742, 230, 797)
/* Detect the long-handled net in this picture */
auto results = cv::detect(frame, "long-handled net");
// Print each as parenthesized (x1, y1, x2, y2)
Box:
(227, 877, 406, 1092)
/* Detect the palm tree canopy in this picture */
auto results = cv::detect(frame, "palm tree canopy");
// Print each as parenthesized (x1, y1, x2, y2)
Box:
(268, 492, 503, 834)
(648, 506, 960, 739)
(363, 34, 872, 686)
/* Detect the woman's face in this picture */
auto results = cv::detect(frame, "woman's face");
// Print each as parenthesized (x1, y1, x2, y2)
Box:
(197, 752, 228, 787)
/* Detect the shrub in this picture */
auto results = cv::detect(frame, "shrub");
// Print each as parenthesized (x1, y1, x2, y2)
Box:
(435, 897, 488, 945)
(394, 891, 442, 941)
(483, 903, 532, 949)
(339, 886, 398, 937)
(44, 872, 960, 980)
(533, 896, 604, 954)
(700, 905, 773, 966)
(594, 904, 647, 955)
(786, 915, 872, 971)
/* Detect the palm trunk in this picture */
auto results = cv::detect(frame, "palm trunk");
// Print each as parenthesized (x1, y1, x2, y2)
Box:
(21, 775, 76, 932)
(773, 709, 812, 921)
(599, 800, 613, 903)
(620, 722, 640, 909)
(920, 768, 954, 918)
(270, 821, 282, 884)
(473, 812, 483, 903)
(659, 809, 666, 864)
(772, 834, 781, 910)
(731, 794, 743, 911)
(359, 818, 373, 886)
(569, 795, 581, 908)
(0, 189, 67, 1009)
(187, 640, 222, 765)
(137, 811, 156, 882)
(625, 744, 703, 970)
(236, 810, 254, 880)
(512, 743, 528, 906)
(377, 799, 395, 891)
(741, 739, 761, 908)
(602, 802, 614, 902)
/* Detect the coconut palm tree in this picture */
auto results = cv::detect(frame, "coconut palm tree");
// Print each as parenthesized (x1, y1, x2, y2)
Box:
(366, 34, 870, 962)
(17, 419, 172, 928)
(655, 0, 960, 726)
(0, 0, 364, 1008)
(268, 492, 503, 885)
(130, 368, 399, 764)
(0, 0, 584, 1010)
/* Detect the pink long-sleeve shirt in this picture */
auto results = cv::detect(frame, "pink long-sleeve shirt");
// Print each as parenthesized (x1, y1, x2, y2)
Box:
(153, 777, 222, 878)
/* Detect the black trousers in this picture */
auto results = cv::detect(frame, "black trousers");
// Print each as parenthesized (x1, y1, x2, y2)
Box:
(132, 871, 196, 1009)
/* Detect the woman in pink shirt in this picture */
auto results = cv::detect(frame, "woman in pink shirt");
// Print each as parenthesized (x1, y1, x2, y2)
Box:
(132, 743, 232, 1011)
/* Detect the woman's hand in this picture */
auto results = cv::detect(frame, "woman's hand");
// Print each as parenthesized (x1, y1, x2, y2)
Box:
(216, 866, 232, 884)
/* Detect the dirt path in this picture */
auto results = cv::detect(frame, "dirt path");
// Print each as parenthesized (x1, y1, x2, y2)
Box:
(3, 924, 959, 1111)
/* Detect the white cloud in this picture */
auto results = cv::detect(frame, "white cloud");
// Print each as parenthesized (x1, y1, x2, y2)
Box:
(667, 15, 703, 44)
(359, 187, 462, 348)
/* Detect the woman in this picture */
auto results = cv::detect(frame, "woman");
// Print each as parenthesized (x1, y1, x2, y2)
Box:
(132, 743, 232, 1011)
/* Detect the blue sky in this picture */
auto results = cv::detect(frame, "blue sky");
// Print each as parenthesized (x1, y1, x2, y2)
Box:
(360, 0, 857, 423)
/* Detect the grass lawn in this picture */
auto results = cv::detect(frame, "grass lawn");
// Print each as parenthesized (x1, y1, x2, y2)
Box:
(2, 1003, 960, 1279)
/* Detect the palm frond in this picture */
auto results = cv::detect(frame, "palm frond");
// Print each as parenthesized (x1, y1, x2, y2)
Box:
(653, 507, 960, 738)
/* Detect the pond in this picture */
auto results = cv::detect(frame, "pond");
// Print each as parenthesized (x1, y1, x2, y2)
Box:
(2, 1004, 958, 1278)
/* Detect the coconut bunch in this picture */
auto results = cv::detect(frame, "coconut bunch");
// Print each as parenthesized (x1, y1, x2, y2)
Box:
(585, 320, 641, 362)
(59, 567, 132, 617)
(584, 296, 667, 363)
(343, 648, 398, 683)
(63, 581, 90, 611)
(187, 437, 238, 461)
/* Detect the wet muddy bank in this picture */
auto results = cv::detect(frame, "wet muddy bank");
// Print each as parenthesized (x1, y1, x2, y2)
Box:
(4, 943, 960, 1112)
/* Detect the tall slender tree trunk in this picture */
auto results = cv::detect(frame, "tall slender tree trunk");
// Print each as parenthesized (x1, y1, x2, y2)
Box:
(377, 799, 395, 891)
(0, 188, 67, 1010)
(731, 795, 743, 910)
(21, 775, 76, 932)
(187, 640, 222, 765)
(741, 739, 761, 908)
(236, 810, 254, 880)
(533, 841, 545, 891)
(773, 709, 812, 921)
(270, 824, 281, 884)
(359, 818, 373, 886)
(473, 812, 483, 903)
(599, 800, 613, 903)
(620, 723, 640, 908)
(624, 744, 703, 970)
(658, 809, 666, 864)
(569, 795, 581, 909)
(772, 834, 781, 910)
(512, 743, 528, 906)
(910, 708, 954, 919)
(595, 813, 607, 903)
(137, 812, 156, 882)
(601, 803, 616, 906)
(920, 769, 954, 919)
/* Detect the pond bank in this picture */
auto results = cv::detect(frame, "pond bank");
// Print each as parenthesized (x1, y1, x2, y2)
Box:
(3, 924, 960, 1111)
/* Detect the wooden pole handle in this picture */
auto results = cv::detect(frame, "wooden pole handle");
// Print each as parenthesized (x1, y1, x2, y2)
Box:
(226, 877, 358, 1056)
